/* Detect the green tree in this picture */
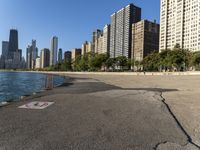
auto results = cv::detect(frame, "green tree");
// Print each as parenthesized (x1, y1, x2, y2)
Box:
(116, 56, 128, 71)
(89, 54, 108, 71)
(142, 52, 160, 71)
(192, 52, 200, 70)
(127, 58, 135, 71)
(105, 58, 116, 71)
(79, 55, 89, 71)
(73, 55, 82, 71)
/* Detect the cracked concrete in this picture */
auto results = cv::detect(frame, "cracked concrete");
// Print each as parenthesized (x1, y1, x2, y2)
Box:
(1, 76, 199, 149)
(64, 74, 200, 149)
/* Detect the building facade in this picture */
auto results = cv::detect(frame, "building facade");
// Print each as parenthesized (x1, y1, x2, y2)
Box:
(1, 29, 25, 69)
(132, 20, 160, 61)
(160, 0, 200, 51)
(64, 51, 72, 62)
(102, 24, 110, 55)
(92, 30, 102, 54)
(2, 41, 9, 59)
(40, 48, 50, 68)
(26, 40, 38, 69)
(8, 29, 18, 59)
(110, 4, 141, 58)
(50, 36, 58, 66)
(71, 48, 82, 61)
(58, 48, 63, 63)
(35, 57, 40, 69)
(96, 35, 104, 54)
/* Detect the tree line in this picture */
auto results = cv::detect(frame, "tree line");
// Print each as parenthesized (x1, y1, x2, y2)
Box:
(41, 46, 200, 72)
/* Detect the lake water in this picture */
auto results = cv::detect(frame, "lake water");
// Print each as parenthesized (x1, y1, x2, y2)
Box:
(0, 72, 64, 102)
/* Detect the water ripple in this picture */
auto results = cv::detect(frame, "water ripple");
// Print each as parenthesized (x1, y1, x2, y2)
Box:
(0, 72, 64, 102)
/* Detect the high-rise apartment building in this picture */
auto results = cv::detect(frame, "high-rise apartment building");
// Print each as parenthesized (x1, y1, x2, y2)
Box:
(64, 51, 72, 62)
(82, 41, 89, 55)
(92, 30, 102, 54)
(102, 24, 110, 55)
(40, 48, 50, 68)
(50, 36, 58, 66)
(96, 35, 104, 54)
(110, 4, 141, 58)
(71, 48, 81, 61)
(58, 48, 63, 63)
(35, 57, 40, 69)
(132, 20, 160, 61)
(160, 0, 200, 51)
(8, 29, 18, 59)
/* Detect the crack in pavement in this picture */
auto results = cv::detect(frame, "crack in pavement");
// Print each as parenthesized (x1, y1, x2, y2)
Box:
(154, 91, 200, 149)
(153, 141, 167, 150)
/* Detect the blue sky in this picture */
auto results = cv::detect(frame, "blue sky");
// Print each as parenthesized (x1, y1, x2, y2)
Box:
(0, 0, 160, 57)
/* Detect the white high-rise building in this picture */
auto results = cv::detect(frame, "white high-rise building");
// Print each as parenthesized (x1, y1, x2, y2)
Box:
(160, 0, 200, 52)
(50, 36, 58, 66)
(110, 4, 141, 58)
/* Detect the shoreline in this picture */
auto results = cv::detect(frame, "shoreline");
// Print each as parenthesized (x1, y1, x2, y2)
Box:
(2, 70, 200, 76)
(0, 72, 67, 107)
(30, 71, 200, 76)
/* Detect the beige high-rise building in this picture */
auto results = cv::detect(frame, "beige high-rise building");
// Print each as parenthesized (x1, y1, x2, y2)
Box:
(132, 20, 160, 61)
(35, 57, 40, 69)
(82, 41, 92, 55)
(82, 41, 88, 55)
(92, 30, 102, 54)
(160, 0, 200, 52)
(71, 48, 81, 60)
(40, 48, 50, 69)
(96, 35, 104, 54)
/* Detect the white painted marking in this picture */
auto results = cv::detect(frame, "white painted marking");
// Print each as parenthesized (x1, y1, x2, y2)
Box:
(18, 101, 54, 109)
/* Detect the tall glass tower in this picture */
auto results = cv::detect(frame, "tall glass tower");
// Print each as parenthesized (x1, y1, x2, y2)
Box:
(8, 29, 18, 59)
(50, 36, 58, 66)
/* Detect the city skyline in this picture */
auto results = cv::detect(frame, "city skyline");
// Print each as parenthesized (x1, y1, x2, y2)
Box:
(0, 0, 160, 57)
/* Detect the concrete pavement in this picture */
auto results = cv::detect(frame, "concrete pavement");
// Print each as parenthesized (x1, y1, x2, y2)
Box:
(0, 77, 199, 149)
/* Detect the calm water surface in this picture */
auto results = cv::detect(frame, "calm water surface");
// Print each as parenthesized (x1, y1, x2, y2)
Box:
(0, 72, 64, 102)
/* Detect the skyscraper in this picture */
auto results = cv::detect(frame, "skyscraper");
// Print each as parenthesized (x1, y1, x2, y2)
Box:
(8, 29, 18, 59)
(92, 30, 102, 54)
(58, 48, 63, 63)
(96, 35, 104, 54)
(160, 0, 200, 51)
(40, 48, 50, 68)
(102, 24, 110, 55)
(1, 41, 9, 59)
(110, 4, 141, 58)
(64, 51, 72, 62)
(50, 36, 58, 66)
(71, 48, 82, 61)
(82, 41, 89, 55)
(26, 40, 38, 69)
